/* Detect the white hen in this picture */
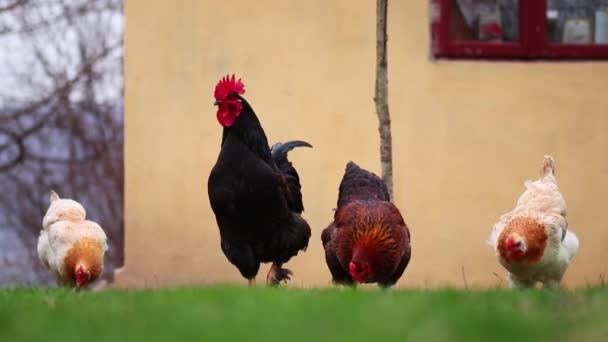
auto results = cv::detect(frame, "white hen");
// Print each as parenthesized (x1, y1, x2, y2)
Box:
(488, 156, 579, 288)
(37, 191, 108, 288)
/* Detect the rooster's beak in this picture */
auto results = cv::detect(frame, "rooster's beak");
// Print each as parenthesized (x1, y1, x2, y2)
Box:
(213, 100, 220, 106)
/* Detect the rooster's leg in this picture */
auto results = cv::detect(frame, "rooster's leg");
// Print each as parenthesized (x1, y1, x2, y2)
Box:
(266, 263, 293, 286)
(248, 278, 256, 287)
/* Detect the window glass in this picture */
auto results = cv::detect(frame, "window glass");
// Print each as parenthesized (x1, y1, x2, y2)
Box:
(450, 0, 520, 41)
(547, 0, 608, 44)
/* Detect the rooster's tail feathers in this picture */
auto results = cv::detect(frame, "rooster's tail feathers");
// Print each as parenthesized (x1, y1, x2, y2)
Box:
(271, 140, 311, 214)
(271, 140, 312, 163)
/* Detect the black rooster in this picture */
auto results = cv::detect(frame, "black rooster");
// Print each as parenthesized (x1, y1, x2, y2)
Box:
(208, 75, 312, 285)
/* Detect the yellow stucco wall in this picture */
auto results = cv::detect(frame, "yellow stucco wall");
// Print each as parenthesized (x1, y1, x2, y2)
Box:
(116, 0, 608, 288)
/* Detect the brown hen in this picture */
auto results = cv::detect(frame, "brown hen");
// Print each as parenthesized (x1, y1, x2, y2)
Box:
(321, 162, 411, 288)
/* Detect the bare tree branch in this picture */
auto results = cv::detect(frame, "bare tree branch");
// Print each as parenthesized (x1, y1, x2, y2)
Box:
(0, 127, 24, 172)
(0, 0, 124, 285)
(0, 0, 27, 13)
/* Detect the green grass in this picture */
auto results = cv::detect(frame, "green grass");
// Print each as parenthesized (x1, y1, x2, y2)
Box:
(1, 286, 607, 342)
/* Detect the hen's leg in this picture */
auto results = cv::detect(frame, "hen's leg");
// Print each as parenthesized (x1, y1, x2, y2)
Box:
(266, 263, 293, 285)
(248, 278, 256, 287)
(378, 283, 397, 290)
(544, 278, 562, 289)
(508, 273, 535, 289)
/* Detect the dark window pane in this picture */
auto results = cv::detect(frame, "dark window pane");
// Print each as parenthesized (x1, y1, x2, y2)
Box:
(450, 0, 519, 41)
(547, 0, 608, 44)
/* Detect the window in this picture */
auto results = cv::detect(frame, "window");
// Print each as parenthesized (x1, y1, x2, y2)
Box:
(431, 0, 608, 59)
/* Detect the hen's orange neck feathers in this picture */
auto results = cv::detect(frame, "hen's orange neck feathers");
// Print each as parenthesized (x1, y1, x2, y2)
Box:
(347, 225, 400, 282)
(63, 238, 104, 287)
(334, 201, 406, 283)
(498, 217, 547, 263)
(352, 227, 397, 259)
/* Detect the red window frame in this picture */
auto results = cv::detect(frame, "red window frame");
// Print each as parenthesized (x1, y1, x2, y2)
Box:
(431, 0, 608, 59)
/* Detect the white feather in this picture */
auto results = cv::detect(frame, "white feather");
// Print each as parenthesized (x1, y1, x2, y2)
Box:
(488, 156, 578, 288)
(37, 193, 108, 285)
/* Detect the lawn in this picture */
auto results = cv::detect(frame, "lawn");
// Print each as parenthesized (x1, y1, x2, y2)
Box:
(0, 286, 606, 341)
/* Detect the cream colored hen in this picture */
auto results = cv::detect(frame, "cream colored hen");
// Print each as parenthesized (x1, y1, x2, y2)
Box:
(488, 156, 579, 288)
(37, 191, 108, 288)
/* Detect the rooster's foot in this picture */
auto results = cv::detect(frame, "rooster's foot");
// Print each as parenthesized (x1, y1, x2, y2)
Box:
(266, 263, 292, 286)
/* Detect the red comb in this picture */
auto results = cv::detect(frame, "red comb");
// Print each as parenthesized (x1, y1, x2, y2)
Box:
(214, 74, 245, 100)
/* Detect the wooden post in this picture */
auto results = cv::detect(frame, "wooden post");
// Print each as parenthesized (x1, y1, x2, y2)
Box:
(374, 0, 393, 200)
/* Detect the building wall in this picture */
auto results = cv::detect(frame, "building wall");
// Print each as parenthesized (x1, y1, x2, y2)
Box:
(116, 0, 608, 288)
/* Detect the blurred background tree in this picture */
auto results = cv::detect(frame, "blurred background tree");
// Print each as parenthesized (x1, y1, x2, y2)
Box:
(0, 0, 123, 285)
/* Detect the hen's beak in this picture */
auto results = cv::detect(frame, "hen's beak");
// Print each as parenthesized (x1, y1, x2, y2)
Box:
(213, 100, 220, 106)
